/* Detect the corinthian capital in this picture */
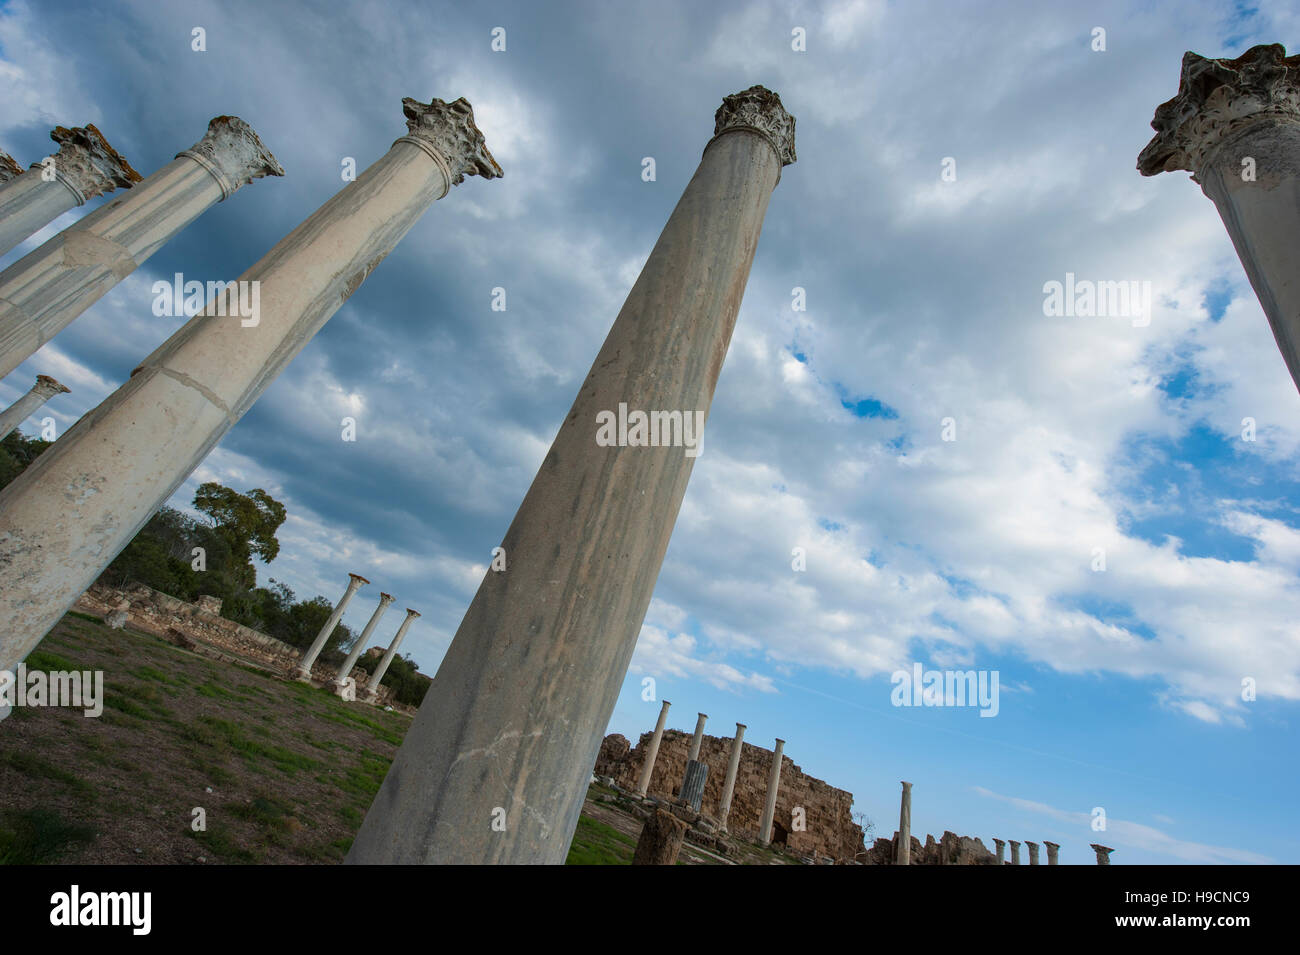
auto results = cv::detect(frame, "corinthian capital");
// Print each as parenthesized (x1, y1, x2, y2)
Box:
(47, 124, 141, 202)
(0, 150, 22, 183)
(32, 374, 71, 400)
(398, 96, 503, 189)
(177, 116, 285, 200)
(712, 85, 797, 167)
(1138, 43, 1300, 179)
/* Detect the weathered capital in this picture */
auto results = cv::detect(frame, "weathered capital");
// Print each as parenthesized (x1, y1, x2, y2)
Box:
(397, 96, 503, 193)
(177, 116, 285, 201)
(377, 592, 396, 605)
(710, 85, 797, 169)
(46, 124, 141, 203)
(32, 374, 71, 400)
(0, 150, 22, 182)
(1138, 43, 1300, 180)
(404, 607, 421, 619)
(348, 572, 371, 586)
(1090, 842, 1114, 864)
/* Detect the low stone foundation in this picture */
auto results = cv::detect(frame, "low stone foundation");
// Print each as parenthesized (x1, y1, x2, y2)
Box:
(74, 582, 401, 708)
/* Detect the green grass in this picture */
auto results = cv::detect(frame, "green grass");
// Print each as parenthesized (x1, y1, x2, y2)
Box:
(565, 815, 637, 865)
(0, 750, 94, 795)
(0, 808, 96, 864)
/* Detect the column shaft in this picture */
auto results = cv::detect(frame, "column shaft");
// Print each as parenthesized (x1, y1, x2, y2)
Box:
(994, 838, 1006, 865)
(0, 97, 499, 669)
(758, 738, 785, 846)
(716, 722, 746, 827)
(0, 117, 282, 379)
(294, 573, 368, 680)
(1044, 841, 1060, 865)
(686, 712, 708, 761)
(346, 86, 795, 866)
(0, 375, 68, 440)
(1027, 841, 1040, 865)
(895, 781, 912, 865)
(1010, 840, 1021, 865)
(635, 699, 672, 797)
(362, 608, 420, 703)
(334, 592, 395, 687)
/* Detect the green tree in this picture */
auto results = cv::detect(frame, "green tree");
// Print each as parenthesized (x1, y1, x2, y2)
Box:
(193, 482, 287, 589)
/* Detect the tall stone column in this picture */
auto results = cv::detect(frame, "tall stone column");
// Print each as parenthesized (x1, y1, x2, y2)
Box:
(0, 96, 500, 670)
(895, 780, 913, 865)
(635, 699, 672, 797)
(293, 574, 368, 681)
(362, 608, 421, 704)
(1009, 840, 1021, 865)
(758, 738, 786, 847)
(716, 722, 746, 829)
(1139, 44, 1300, 395)
(0, 374, 68, 440)
(994, 838, 1006, 865)
(0, 117, 283, 379)
(686, 712, 708, 761)
(0, 125, 139, 256)
(1090, 843, 1114, 865)
(332, 592, 395, 689)
(1044, 841, 1060, 866)
(346, 85, 795, 866)
(1027, 840, 1040, 865)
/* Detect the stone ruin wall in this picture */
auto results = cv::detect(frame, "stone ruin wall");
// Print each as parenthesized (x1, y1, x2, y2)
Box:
(73, 582, 400, 707)
(595, 729, 865, 863)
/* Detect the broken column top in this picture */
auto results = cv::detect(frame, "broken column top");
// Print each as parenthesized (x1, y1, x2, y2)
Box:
(378, 592, 395, 602)
(399, 96, 503, 189)
(711, 85, 797, 168)
(46, 124, 142, 201)
(348, 573, 371, 585)
(1138, 43, 1300, 179)
(33, 374, 71, 398)
(177, 115, 285, 200)
(403, 607, 421, 618)
(0, 149, 22, 182)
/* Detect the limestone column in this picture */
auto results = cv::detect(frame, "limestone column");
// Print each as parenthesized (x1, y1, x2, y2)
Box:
(895, 780, 913, 865)
(0, 117, 283, 379)
(0, 96, 500, 670)
(1044, 841, 1060, 866)
(994, 838, 1006, 865)
(758, 738, 786, 846)
(0, 125, 139, 256)
(293, 573, 368, 681)
(686, 712, 708, 761)
(635, 699, 672, 797)
(1139, 44, 1300, 395)
(1027, 840, 1040, 865)
(362, 608, 421, 704)
(1090, 843, 1114, 865)
(716, 722, 746, 829)
(332, 591, 394, 689)
(0, 374, 68, 440)
(346, 85, 795, 866)
(1009, 840, 1021, 865)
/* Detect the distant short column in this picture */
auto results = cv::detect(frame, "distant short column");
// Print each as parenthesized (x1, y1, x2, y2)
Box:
(362, 608, 421, 704)
(1090, 843, 1114, 865)
(293, 574, 368, 681)
(635, 699, 672, 797)
(333, 592, 395, 691)
(0, 374, 68, 440)
(686, 712, 708, 761)
(1027, 841, 1040, 865)
(679, 760, 708, 812)
(1009, 840, 1021, 865)
(1044, 841, 1060, 865)
(895, 781, 913, 865)
(758, 738, 785, 846)
(716, 722, 746, 829)
(993, 838, 1006, 865)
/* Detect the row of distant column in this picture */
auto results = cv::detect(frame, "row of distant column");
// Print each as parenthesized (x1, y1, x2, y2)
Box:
(635, 702, 787, 847)
(290, 572, 420, 705)
(895, 781, 1114, 865)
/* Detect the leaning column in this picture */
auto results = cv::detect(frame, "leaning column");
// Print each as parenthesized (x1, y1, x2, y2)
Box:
(634, 699, 672, 797)
(0, 374, 68, 440)
(333, 592, 395, 690)
(1027, 840, 1040, 865)
(895, 780, 912, 865)
(0, 96, 500, 669)
(993, 838, 1006, 865)
(362, 609, 421, 704)
(1009, 840, 1021, 865)
(0, 125, 139, 255)
(716, 722, 746, 829)
(757, 738, 785, 846)
(291, 573, 367, 680)
(1139, 44, 1300, 395)
(1090, 843, 1114, 865)
(1044, 841, 1060, 865)
(0, 117, 283, 379)
(346, 85, 795, 866)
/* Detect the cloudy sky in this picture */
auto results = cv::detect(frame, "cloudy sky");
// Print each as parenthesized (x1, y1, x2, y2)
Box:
(3, 0, 1297, 864)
